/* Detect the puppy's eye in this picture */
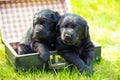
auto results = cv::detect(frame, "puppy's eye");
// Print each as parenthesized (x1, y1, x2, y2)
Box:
(37, 17, 46, 24)
(37, 20, 45, 24)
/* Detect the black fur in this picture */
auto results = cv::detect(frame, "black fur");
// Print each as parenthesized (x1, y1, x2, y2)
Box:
(18, 9, 60, 62)
(56, 13, 94, 74)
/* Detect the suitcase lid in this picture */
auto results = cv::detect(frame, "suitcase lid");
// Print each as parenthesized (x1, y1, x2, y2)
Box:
(0, 0, 71, 42)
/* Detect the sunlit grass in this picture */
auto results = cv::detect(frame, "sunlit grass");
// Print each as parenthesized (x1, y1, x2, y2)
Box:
(0, 0, 120, 80)
(70, 0, 120, 80)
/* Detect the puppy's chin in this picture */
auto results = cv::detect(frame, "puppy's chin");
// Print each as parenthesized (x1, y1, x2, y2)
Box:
(62, 39, 79, 46)
(33, 33, 47, 39)
(63, 40, 74, 45)
(33, 31, 52, 39)
(61, 36, 80, 46)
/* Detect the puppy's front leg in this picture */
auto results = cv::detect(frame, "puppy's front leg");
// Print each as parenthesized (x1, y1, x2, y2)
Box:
(59, 52, 87, 73)
(81, 49, 94, 73)
(81, 41, 94, 74)
(33, 42, 50, 62)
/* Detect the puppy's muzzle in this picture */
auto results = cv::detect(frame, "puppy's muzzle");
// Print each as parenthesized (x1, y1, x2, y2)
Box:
(35, 26, 45, 35)
(64, 33, 72, 41)
(35, 30, 44, 38)
(36, 30, 42, 34)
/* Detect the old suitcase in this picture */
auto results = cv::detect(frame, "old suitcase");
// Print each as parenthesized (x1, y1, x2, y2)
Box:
(0, 0, 101, 70)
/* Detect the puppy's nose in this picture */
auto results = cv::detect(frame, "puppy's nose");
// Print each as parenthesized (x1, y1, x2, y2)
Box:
(36, 30, 42, 34)
(64, 34, 72, 40)
(36, 31, 39, 33)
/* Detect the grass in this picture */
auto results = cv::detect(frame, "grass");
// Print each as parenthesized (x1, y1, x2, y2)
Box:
(0, 0, 120, 80)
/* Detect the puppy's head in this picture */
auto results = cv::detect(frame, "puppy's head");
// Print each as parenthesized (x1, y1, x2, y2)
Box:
(57, 14, 89, 46)
(33, 9, 60, 39)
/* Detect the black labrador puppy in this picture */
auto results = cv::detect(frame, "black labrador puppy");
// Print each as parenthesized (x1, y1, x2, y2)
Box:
(56, 13, 94, 74)
(18, 9, 60, 62)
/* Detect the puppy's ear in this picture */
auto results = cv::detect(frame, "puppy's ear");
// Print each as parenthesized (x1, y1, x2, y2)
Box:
(33, 13, 38, 27)
(56, 16, 64, 34)
(51, 11, 60, 23)
(84, 24, 89, 38)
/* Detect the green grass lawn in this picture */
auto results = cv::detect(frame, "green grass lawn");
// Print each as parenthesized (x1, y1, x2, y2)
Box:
(0, 0, 120, 80)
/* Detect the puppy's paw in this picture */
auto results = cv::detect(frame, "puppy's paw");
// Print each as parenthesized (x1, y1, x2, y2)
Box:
(82, 65, 94, 75)
(39, 52, 50, 62)
(17, 44, 31, 55)
(18, 44, 26, 55)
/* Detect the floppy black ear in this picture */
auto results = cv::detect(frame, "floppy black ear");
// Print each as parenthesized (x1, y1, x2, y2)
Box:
(56, 16, 64, 34)
(84, 24, 89, 38)
(33, 13, 38, 27)
(51, 11, 60, 24)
